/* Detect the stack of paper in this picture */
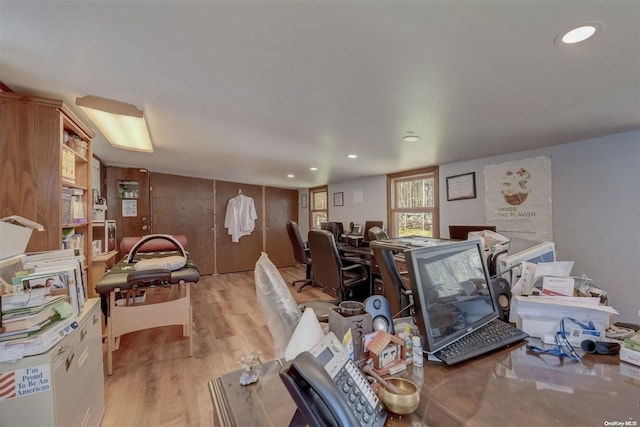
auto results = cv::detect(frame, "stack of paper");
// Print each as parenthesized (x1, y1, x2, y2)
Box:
(17, 249, 87, 314)
(0, 249, 87, 361)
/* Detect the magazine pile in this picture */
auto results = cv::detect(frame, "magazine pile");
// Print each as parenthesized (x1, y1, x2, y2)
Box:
(1, 249, 86, 362)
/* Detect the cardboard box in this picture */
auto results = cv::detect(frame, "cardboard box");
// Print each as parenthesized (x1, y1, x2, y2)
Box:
(328, 307, 372, 361)
(0, 216, 44, 260)
(511, 295, 617, 345)
(620, 346, 640, 367)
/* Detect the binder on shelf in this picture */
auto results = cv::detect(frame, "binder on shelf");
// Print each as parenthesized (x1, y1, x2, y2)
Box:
(61, 146, 75, 182)
(62, 187, 73, 225)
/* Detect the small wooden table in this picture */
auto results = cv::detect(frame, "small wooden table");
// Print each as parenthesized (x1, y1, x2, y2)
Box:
(89, 250, 118, 298)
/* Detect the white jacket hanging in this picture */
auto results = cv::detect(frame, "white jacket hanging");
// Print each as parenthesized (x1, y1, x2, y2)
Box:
(224, 194, 258, 243)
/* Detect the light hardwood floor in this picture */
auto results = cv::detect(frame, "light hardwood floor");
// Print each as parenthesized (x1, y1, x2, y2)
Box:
(100, 265, 332, 427)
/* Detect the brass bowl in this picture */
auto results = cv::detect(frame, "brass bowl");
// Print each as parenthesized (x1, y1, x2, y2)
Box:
(377, 378, 420, 415)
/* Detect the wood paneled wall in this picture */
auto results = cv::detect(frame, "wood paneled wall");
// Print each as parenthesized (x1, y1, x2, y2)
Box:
(151, 173, 215, 275)
(104, 167, 298, 274)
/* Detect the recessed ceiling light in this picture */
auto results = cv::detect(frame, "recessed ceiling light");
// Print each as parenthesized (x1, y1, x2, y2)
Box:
(347, 154, 358, 159)
(402, 135, 420, 142)
(287, 174, 294, 178)
(310, 167, 318, 171)
(556, 23, 603, 45)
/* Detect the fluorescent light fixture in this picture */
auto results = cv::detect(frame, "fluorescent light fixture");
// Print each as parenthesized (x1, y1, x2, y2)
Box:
(347, 154, 358, 159)
(310, 167, 318, 171)
(287, 174, 295, 178)
(76, 95, 153, 153)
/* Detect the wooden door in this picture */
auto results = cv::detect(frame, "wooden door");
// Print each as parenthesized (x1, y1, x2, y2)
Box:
(215, 181, 263, 273)
(150, 173, 215, 275)
(264, 187, 298, 267)
(105, 167, 151, 252)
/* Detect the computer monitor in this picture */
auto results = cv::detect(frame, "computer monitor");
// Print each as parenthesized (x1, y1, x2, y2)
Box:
(362, 220, 384, 245)
(405, 240, 498, 354)
(497, 241, 556, 284)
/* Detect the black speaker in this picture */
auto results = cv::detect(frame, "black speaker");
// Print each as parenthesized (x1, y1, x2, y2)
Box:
(364, 295, 395, 335)
(490, 278, 512, 322)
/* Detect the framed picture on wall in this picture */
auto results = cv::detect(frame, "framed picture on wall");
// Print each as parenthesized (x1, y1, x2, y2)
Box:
(333, 192, 344, 206)
(446, 172, 476, 201)
(301, 194, 307, 209)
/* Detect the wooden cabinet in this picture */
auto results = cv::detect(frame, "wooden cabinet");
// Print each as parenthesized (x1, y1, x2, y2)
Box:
(0, 299, 104, 427)
(0, 92, 94, 291)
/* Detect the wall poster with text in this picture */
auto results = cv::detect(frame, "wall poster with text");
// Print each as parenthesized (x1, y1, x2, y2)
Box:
(484, 155, 552, 242)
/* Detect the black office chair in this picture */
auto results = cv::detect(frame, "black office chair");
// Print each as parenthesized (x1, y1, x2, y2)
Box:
(326, 221, 343, 242)
(372, 245, 413, 318)
(286, 220, 319, 293)
(362, 220, 384, 246)
(367, 226, 389, 241)
(448, 225, 496, 240)
(308, 230, 369, 302)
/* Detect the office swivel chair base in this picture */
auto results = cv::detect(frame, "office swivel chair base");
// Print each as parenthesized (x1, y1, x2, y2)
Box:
(292, 278, 323, 293)
(292, 261, 322, 293)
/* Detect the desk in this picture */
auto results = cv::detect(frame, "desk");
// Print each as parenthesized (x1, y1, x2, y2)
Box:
(209, 341, 640, 426)
(337, 243, 412, 300)
(338, 242, 374, 259)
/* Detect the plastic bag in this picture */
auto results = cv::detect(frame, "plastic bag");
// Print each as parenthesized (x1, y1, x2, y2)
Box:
(254, 252, 301, 358)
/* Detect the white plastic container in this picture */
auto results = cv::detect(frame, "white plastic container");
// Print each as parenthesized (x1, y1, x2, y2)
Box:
(412, 336, 424, 367)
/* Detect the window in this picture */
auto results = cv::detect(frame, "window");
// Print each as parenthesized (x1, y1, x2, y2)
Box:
(309, 185, 328, 229)
(387, 166, 439, 238)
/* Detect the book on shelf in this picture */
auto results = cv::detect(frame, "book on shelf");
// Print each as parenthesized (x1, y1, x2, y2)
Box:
(62, 146, 75, 182)
(61, 229, 85, 251)
(62, 187, 73, 224)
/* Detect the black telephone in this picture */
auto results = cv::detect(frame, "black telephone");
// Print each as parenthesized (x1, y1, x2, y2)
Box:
(280, 332, 387, 427)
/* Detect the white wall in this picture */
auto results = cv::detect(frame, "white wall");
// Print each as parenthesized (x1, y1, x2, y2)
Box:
(439, 130, 640, 323)
(328, 176, 387, 230)
(315, 130, 639, 322)
(297, 176, 387, 239)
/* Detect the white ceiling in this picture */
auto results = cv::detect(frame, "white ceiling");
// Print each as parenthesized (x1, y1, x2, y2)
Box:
(2, 1, 639, 189)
